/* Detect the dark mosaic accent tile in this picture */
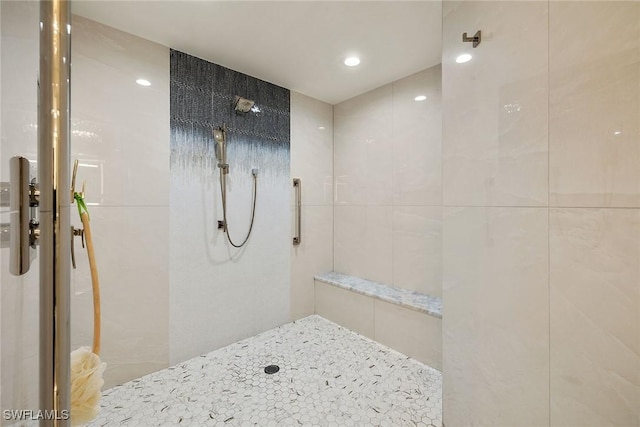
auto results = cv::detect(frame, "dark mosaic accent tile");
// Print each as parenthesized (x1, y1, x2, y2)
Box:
(171, 49, 291, 174)
(246, 77, 290, 113)
(170, 50, 215, 93)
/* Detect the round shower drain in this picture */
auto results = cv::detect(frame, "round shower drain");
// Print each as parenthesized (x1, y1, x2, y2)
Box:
(264, 365, 280, 374)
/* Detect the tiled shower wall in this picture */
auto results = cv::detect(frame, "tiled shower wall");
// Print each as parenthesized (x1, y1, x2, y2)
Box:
(442, 1, 640, 426)
(0, 6, 171, 415)
(333, 65, 442, 298)
(290, 92, 333, 320)
(70, 16, 171, 390)
(1, 9, 331, 409)
(169, 51, 291, 364)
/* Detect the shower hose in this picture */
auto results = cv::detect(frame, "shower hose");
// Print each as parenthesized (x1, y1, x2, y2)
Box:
(219, 168, 257, 248)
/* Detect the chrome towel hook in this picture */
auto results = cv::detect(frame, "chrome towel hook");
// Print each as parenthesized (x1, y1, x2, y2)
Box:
(462, 30, 481, 48)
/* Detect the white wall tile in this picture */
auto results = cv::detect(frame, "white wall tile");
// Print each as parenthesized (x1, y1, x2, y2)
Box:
(375, 300, 442, 371)
(290, 92, 334, 321)
(170, 171, 291, 365)
(549, 2, 640, 208)
(392, 206, 442, 297)
(291, 205, 333, 320)
(443, 206, 549, 426)
(290, 92, 333, 206)
(334, 84, 393, 206)
(442, 1, 549, 207)
(65, 16, 172, 390)
(70, 207, 170, 389)
(314, 281, 374, 339)
(392, 66, 442, 206)
(333, 67, 441, 298)
(550, 208, 640, 426)
(334, 205, 393, 285)
(71, 16, 170, 208)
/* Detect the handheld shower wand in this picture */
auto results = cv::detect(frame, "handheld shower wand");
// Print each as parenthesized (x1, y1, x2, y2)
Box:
(214, 127, 229, 175)
(214, 125, 257, 248)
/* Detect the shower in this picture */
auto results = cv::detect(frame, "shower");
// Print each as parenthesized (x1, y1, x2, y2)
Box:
(214, 125, 257, 248)
(234, 96, 255, 113)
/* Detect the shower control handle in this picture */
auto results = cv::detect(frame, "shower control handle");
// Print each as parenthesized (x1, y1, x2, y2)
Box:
(9, 156, 40, 276)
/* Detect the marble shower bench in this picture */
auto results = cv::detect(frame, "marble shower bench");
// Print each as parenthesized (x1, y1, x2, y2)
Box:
(314, 272, 442, 371)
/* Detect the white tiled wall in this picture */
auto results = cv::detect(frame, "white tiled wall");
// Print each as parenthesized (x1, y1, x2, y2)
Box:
(333, 65, 442, 297)
(549, 2, 640, 208)
(290, 92, 333, 320)
(169, 171, 291, 364)
(442, 1, 548, 208)
(550, 208, 639, 426)
(315, 282, 374, 339)
(314, 280, 442, 370)
(547, 2, 640, 426)
(1, 11, 335, 406)
(375, 299, 442, 371)
(334, 205, 393, 285)
(443, 1, 640, 426)
(1, 8, 171, 411)
(70, 16, 170, 389)
(443, 207, 549, 426)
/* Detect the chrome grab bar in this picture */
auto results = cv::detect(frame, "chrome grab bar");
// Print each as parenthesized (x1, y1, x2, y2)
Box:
(293, 178, 301, 246)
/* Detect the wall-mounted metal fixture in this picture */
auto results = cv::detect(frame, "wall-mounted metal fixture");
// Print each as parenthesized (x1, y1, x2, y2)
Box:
(462, 30, 482, 48)
(293, 178, 301, 246)
(70, 159, 86, 270)
(214, 126, 258, 248)
(9, 156, 40, 276)
(70, 226, 85, 269)
(1, 181, 10, 207)
(39, 0, 72, 424)
(1, 183, 11, 249)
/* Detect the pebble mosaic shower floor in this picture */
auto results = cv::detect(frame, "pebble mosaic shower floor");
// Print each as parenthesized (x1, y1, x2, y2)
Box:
(89, 315, 442, 427)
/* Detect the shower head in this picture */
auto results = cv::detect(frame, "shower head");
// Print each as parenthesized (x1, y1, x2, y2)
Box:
(234, 96, 255, 113)
(214, 126, 228, 174)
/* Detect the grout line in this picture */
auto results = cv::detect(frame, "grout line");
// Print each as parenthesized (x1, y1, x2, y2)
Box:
(331, 104, 335, 275)
(332, 203, 640, 209)
(443, 205, 640, 210)
(439, 38, 446, 424)
(547, 2, 552, 425)
(65, 205, 170, 209)
(390, 81, 395, 290)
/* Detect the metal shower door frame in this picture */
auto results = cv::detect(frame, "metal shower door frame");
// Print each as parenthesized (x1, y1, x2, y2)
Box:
(38, 0, 71, 425)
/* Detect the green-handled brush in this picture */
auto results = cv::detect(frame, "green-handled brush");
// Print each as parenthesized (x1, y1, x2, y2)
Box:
(70, 188, 106, 426)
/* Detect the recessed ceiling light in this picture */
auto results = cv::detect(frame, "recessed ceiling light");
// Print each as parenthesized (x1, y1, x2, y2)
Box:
(136, 78, 151, 87)
(614, 131, 621, 135)
(344, 56, 360, 67)
(456, 54, 472, 64)
(318, 126, 326, 130)
(414, 95, 427, 102)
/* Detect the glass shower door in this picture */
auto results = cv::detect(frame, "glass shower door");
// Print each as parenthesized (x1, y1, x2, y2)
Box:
(1, 1, 42, 420)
